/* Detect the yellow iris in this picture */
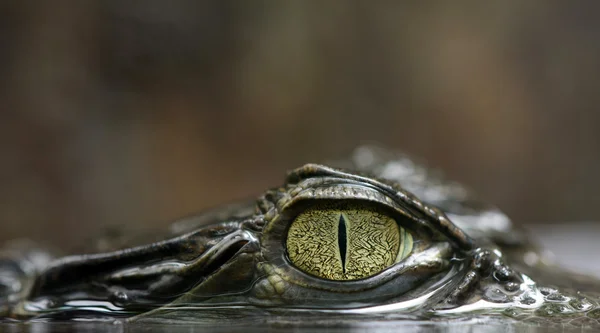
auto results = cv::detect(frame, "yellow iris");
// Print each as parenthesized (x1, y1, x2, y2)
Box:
(286, 202, 413, 280)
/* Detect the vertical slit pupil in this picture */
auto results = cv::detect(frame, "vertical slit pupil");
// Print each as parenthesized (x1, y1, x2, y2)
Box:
(338, 214, 347, 273)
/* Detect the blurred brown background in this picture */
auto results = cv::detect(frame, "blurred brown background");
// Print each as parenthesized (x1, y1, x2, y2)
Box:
(1, 1, 600, 250)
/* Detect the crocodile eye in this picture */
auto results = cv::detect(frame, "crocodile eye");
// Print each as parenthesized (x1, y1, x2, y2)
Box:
(286, 202, 413, 280)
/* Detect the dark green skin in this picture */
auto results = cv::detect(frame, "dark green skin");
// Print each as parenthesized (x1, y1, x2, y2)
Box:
(1, 146, 599, 329)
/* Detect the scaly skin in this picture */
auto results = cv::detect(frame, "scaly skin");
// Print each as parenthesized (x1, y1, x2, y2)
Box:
(0, 145, 598, 330)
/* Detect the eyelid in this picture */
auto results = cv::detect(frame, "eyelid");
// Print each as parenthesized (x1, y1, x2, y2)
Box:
(283, 182, 414, 220)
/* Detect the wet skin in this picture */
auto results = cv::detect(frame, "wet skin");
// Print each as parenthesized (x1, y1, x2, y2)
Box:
(1, 146, 599, 328)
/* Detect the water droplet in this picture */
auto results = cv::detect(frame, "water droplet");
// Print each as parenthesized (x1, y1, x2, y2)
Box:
(504, 282, 520, 292)
(110, 291, 129, 307)
(547, 292, 569, 302)
(570, 297, 594, 312)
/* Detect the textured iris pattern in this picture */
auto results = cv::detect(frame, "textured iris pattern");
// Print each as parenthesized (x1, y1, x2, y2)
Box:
(286, 202, 412, 280)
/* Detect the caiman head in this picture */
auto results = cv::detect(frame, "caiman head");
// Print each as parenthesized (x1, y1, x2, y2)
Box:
(2, 146, 599, 329)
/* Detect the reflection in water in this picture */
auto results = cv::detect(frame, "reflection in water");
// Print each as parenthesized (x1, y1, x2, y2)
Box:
(0, 320, 589, 333)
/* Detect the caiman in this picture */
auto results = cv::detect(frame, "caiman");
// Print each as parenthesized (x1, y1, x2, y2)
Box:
(1, 146, 599, 331)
